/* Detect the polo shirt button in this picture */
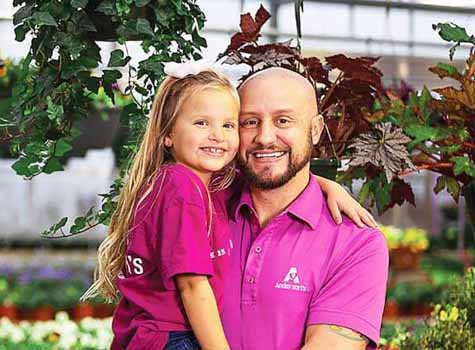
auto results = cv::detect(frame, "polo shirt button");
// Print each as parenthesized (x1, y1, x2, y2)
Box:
(248, 276, 255, 284)
(255, 246, 262, 253)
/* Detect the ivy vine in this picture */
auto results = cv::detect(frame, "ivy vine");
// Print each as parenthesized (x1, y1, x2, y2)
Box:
(3, 0, 207, 237)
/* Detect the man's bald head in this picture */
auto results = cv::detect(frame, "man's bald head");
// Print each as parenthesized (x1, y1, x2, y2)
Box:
(239, 67, 318, 115)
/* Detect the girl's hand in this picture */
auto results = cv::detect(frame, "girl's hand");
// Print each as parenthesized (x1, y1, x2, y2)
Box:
(314, 175, 378, 229)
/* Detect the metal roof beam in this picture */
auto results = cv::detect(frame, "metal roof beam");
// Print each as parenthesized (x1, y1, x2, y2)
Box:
(270, 0, 475, 14)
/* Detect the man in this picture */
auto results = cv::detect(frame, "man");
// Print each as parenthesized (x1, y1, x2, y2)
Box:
(221, 67, 389, 349)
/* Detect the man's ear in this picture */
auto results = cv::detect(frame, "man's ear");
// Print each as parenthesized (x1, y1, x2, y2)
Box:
(311, 114, 324, 145)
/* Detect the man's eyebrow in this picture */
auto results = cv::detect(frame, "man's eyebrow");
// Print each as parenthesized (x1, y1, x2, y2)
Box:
(239, 108, 296, 116)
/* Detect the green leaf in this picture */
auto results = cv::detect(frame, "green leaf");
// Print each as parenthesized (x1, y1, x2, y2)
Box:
(84, 76, 101, 93)
(53, 217, 68, 231)
(436, 62, 458, 76)
(54, 138, 72, 157)
(32, 11, 58, 27)
(405, 124, 438, 145)
(191, 30, 207, 48)
(435, 176, 461, 203)
(70, 216, 87, 234)
(433, 23, 475, 44)
(452, 156, 475, 177)
(136, 18, 154, 36)
(46, 97, 64, 120)
(12, 157, 35, 176)
(102, 69, 122, 84)
(44, 157, 64, 173)
(358, 180, 371, 204)
(13, 3, 35, 25)
(108, 49, 131, 67)
(14, 24, 27, 42)
(71, 0, 89, 9)
(96, 0, 117, 15)
(135, 0, 151, 6)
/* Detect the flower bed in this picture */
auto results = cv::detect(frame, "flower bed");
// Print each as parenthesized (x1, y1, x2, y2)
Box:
(0, 312, 112, 350)
(0, 265, 115, 321)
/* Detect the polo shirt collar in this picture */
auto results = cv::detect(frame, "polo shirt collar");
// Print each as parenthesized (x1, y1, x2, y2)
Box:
(231, 175, 323, 230)
(285, 175, 323, 230)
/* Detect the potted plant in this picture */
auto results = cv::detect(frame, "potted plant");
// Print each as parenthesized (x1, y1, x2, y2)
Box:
(11, 281, 55, 321)
(0, 277, 17, 321)
(217, 6, 388, 182)
(381, 225, 429, 270)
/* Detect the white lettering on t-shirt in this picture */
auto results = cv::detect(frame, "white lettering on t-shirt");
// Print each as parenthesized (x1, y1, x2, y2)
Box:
(125, 255, 144, 275)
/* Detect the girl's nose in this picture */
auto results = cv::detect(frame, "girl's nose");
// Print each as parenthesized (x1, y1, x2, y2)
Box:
(209, 126, 224, 142)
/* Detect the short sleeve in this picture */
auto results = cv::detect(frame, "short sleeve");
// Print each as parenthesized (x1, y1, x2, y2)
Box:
(158, 196, 214, 291)
(307, 230, 389, 348)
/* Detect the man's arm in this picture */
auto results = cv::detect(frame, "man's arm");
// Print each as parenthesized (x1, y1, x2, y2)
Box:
(302, 325, 369, 350)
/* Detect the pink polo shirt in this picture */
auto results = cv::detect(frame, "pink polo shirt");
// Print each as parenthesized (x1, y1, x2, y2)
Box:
(111, 163, 232, 350)
(222, 175, 389, 350)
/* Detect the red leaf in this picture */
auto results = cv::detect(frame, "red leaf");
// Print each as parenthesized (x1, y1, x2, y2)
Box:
(240, 13, 258, 35)
(325, 54, 384, 92)
(255, 5, 271, 30)
(387, 178, 416, 209)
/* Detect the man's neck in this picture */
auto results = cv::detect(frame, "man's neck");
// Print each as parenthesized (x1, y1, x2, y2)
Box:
(250, 166, 311, 228)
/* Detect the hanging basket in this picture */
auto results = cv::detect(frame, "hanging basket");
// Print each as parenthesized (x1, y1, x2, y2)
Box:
(310, 157, 341, 181)
(84, 1, 153, 41)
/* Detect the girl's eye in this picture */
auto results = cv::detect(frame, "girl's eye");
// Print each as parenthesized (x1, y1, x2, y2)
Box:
(194, 120, 208, 126)
(223, 122, 236, 129)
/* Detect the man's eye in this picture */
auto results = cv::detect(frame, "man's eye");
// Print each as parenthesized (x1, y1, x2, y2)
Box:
(194, 120, 208, 126)
(277, 118, 291, 125)
(241, 119, 258, 128)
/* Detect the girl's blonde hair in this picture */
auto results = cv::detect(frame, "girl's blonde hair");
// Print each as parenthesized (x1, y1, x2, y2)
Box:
(81, 69, 239, 302)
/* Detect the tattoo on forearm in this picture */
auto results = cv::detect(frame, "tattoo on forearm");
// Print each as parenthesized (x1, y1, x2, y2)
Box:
(328, 325, 369, 343)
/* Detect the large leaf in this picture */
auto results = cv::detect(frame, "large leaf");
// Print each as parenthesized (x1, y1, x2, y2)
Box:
(434, 80, 475, 109)
(434, 175, 461, 203)
(32, 11, 57, 27)
(452, 156, 475, 177)
(108, 49, 131, 67)
(348, 123, 415, 183)
(433, 23, 475, 44)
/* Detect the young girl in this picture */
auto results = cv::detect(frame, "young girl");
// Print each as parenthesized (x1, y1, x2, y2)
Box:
(82, 63, 376, 350)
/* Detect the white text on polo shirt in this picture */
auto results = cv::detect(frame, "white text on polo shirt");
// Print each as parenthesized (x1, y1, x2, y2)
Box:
(125, 255, 144, 275)
(274, 267, 307, 292)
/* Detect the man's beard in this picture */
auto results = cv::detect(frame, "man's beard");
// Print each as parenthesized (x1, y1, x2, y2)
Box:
(237, 132, 313, 190)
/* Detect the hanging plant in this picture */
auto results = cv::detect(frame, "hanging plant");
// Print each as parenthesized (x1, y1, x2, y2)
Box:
(2, 0, 207, 237)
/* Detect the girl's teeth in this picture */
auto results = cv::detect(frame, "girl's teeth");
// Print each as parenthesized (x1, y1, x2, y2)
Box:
(203, 147, 224, 153)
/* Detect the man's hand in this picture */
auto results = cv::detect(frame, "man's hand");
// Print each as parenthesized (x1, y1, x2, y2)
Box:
(314, 175, 377, 228)
(302, 324, 369, 350)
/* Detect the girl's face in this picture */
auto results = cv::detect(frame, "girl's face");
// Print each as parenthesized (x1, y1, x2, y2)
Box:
(166, 87, 240, 184)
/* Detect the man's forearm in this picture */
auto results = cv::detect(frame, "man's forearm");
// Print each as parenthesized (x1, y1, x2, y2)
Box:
(302, 325, 368, 350)
(177, 275, 230, 350)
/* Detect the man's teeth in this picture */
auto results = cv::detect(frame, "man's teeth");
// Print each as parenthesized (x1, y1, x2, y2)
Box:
(254, 152, 285, 158)
(202, 147, 224, 153)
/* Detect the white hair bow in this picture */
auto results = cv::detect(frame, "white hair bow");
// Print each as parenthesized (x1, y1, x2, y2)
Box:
(163, 59, 219, 79)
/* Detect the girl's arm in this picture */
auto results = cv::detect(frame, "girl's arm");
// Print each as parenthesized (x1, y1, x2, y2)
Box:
(175, 274, 229, 350)
(314, 175, 378, 228)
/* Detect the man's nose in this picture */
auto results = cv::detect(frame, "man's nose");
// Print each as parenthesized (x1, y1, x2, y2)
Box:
(254, 121, 277, 146)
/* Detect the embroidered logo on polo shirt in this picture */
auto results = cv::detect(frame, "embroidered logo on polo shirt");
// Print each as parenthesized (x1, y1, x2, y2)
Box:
(274, 267, 307, 292)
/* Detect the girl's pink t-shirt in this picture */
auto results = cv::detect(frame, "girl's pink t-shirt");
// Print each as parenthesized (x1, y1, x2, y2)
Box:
(111, 163, 232, 350)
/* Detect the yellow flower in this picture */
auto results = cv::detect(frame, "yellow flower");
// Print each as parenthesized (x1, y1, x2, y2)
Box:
(439, 310, 448, 321)
(448, 307, 459, 321)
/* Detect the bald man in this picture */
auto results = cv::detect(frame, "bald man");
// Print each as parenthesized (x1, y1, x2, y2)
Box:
(221, 68, 389, 350)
